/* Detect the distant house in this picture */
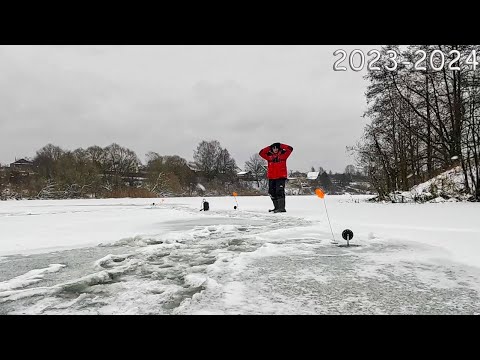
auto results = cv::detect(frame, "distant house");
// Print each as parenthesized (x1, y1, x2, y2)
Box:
(8, 158, 35, 183)
(237, 170, 251, 178)
(10, 158, 34, 171)
(187, 162, 200, 172)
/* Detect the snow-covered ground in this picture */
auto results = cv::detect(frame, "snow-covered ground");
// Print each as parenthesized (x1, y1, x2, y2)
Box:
(393, 165, 476, 202)
(1, 195, 480, 314)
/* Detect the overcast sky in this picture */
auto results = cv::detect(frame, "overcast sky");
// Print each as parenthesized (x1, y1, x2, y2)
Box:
(0, 45, 381, 173)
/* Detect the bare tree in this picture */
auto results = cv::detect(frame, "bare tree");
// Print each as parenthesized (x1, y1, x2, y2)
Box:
(193, 140, 222, 180)
(216, 148, 238, 181)
(144, 152, 195, 195)
(33, 144, 65, 179)
(345, 165, 356, 175)
(102, 143, 141, 188)
(193, 140, 238, 182)
(245, 153, 266, 187)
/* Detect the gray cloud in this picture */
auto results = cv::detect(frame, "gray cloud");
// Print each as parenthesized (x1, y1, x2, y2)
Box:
(0, 45, 379, 172)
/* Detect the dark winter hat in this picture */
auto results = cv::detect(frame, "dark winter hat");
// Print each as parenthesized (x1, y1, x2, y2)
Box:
(270, 142, 281, 150)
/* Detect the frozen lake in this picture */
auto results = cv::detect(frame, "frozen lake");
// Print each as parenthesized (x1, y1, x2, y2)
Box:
(1, 195, 479, 314)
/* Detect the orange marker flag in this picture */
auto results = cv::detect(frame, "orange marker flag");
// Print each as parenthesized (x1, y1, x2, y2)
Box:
(315, 188, 325, 199)
(315, 187, 336, 242)
(233, 192, 238, 197)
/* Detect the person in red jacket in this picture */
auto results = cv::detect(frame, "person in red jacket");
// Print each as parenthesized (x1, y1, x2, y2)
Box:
(259, 142, 293, 212)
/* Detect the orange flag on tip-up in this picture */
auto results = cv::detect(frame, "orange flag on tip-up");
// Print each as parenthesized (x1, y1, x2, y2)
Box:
(315, 187, 336, 243)
(315, 188, 325, 199)
(233, 192, 238, 197)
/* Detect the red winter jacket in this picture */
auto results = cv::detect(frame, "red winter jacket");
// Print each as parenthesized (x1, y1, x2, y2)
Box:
(259, 143, 293, 179)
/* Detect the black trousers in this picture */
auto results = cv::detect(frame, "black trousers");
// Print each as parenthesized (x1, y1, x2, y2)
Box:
(268, 178, 286, 200)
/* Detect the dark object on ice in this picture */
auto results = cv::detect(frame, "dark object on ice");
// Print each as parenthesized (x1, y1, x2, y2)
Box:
(342, 229, 354, 247)
(201, 199, 209, 211)
(234, 205, 237, 210)
(342, 229, 354, 240)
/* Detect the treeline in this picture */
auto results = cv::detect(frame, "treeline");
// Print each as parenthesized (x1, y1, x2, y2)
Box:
(1, 140, 260, 199)
(355, 45, 480, 201)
